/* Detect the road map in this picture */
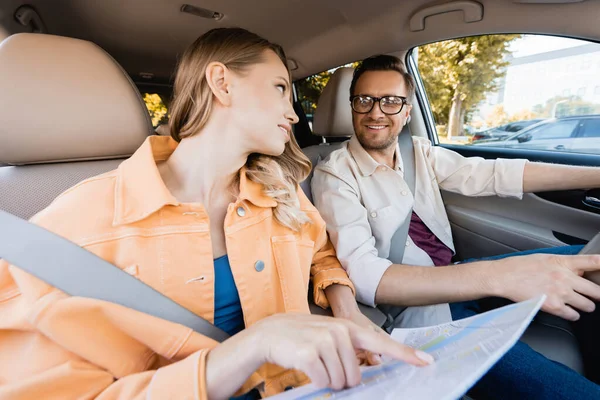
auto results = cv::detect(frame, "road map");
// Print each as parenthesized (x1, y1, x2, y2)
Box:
(271, 295, 546, 400)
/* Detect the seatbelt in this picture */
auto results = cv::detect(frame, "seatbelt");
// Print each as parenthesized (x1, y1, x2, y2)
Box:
(378, 125, 416, 330)
(0, 209, 230, 343)
(388, 124, 416, 265)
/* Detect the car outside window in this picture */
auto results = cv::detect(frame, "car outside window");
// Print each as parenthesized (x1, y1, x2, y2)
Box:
(527, 120, 579, 140)
(412, 34, 600, 155)
(581, 119, 600, 138)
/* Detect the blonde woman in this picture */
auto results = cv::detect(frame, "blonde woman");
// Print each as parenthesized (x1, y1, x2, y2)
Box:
(0, 28, 433, 400)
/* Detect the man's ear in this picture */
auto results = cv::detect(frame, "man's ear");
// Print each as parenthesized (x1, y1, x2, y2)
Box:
(205, 61, 232, 107)
(404, 104, 413, 125)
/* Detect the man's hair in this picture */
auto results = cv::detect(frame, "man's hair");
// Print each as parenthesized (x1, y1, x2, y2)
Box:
(349, 54, 416, 100)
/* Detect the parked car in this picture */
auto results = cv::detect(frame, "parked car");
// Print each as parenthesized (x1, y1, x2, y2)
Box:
(471, 119, 544, 143)
(472, 115, 600, 153)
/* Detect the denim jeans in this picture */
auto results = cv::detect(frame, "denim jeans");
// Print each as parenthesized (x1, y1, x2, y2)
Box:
(452, 245, 600, 399)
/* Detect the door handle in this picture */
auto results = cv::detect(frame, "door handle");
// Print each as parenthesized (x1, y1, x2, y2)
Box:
(583, 196, 600, 210)
(555, 145, 566, 150)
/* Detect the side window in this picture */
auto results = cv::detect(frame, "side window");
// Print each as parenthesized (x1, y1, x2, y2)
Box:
(580, 119, 600, 138)
(528, 120, 579, 140)
(141, 93, 169, 128)
(413, 34, 600, 154)
(296, 62, 359, 131)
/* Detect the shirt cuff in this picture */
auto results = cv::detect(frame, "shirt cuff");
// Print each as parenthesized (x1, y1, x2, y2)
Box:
(347, 257, 393, 307)
(494, 159, 528, 199)
(312, 268, 356, 309)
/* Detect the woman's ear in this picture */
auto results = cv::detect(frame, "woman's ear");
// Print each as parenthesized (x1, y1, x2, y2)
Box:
(205, 61, 232, 107)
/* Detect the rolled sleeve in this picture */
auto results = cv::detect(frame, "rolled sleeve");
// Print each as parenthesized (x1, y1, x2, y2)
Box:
(428, 142, 528, 199)
(347, 255, 392, 307)
(310, 225, 356, 309)
(149, 349, 209, 400)
(312, 166, 393, 307)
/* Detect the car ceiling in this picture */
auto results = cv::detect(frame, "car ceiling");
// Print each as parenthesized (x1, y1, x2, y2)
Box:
(0, 0, 599, 85)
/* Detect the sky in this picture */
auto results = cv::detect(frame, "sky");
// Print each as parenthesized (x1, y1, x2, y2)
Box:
(509, 34, 590, 58)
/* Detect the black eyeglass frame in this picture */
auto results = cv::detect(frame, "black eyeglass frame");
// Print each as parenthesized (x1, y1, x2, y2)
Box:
(349, 95, 408, 115)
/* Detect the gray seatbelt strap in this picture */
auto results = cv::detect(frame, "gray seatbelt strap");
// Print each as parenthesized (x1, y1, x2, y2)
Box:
(387, 125, 416, 265)
(0, 209, 230, 342)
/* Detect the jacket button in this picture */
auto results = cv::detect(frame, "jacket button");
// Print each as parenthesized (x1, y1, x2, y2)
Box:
(401, 191, 408, 196)
(236, 207, 246, 217)
(370, 211, 377, 218)
(254, 260, 265, 272)
(406, 240, 410, 247)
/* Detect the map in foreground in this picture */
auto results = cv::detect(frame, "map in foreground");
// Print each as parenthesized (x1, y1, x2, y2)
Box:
(271, 295, 546, 400)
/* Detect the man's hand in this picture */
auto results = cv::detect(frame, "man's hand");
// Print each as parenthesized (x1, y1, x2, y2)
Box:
(491, 254, 600, 320)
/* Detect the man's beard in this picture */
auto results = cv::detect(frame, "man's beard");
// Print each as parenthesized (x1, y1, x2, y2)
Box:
(355, 128, 399, 151)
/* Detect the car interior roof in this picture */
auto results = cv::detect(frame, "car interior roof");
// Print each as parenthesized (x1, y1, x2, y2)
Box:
(1, 0, 599, 85)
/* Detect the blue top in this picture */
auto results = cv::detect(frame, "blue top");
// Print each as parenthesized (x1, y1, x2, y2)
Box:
(213, 255, 260, 400)
(213, 254, 245, 336)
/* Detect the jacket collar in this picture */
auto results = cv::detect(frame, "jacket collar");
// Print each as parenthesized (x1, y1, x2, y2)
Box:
(113, 136, 276, 226)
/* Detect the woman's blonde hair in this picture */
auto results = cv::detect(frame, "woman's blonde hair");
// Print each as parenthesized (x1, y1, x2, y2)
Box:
(169, 28, 311, 231)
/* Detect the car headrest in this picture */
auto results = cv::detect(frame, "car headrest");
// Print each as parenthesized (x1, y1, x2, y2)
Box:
(0, 33, 153, 165)
(313, 67, 354, 138)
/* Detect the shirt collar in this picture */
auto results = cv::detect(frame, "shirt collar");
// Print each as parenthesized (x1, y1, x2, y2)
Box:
(348, 135, 404, 177)
(113, 136, 276, 226)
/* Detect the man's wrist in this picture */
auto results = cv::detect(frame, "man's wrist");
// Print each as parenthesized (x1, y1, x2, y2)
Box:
(468, 260, 505, 298)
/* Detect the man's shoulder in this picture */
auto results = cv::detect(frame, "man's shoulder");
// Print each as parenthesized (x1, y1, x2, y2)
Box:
(411, 135, 432, 148)
(315, 142, 355, 175)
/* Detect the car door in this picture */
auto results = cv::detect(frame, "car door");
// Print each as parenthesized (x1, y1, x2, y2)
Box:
(507, 119, 580, 152)
(410, 34, 600, 261)
(569, 118, 600, 155)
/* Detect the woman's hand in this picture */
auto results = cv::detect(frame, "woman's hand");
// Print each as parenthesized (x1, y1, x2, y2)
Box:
(342, 309, 388, 365)
(324, 283, 390, 365)
(206, 313, 433, 400)
(253, 313, 433, 389)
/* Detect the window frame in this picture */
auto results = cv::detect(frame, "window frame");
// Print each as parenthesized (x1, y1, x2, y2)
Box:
(406, 34, 600, 161)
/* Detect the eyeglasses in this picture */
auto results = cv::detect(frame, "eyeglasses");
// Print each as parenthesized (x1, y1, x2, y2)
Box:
(350, 95, 408, 115)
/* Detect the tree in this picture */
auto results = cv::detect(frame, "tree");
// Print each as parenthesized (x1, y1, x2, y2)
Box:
(418, 35, 521, 139)
(486, 105, 509, 127)
(296, 62, 360, 114)
(143, 93, 168, 127)
(533, 95, 600, 118)
(296, 71, 332, 114)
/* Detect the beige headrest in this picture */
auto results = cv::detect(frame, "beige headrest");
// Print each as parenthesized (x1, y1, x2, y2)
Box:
(0, 34, 153, 165)
(313, 67, 354, 138)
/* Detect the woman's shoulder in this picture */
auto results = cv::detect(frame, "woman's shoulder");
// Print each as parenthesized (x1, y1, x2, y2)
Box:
(31, 170, 120, 242)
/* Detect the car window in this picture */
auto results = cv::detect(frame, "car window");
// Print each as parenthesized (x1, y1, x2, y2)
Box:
(526, 120, 579, 140)
(141, 93, 169, 128)
(296, 62, 359, 132)
(412, 34, 600, 154)
(580, 118, 600, 137)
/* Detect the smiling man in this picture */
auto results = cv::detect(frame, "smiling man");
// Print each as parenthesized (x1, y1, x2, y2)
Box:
(311, 55, 600, 399)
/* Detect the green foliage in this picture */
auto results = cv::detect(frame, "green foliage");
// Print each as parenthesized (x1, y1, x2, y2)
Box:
(143, 93, 168, 127)
(296, 62, 360, 114)
(296, 71, 332, 113)
(418, 35, 521, 136)
(533, 95, 600, 118)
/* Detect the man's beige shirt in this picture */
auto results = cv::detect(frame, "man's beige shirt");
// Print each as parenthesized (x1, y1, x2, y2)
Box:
(312, 135, 527, 308)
